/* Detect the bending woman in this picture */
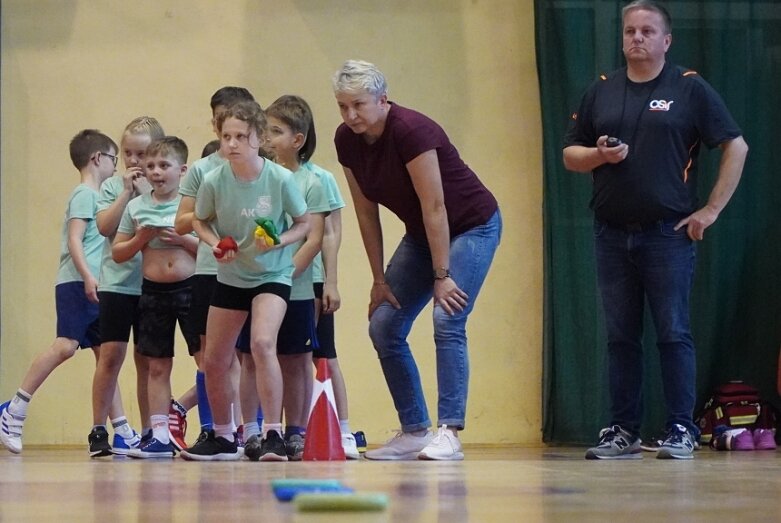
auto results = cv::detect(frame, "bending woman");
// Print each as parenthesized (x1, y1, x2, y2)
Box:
(332, 60, 502, 461)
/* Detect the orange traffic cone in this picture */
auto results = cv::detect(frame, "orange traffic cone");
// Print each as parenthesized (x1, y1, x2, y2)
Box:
(303, 359, 346, 461)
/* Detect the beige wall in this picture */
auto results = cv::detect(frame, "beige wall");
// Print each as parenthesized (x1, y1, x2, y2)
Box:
(0, 0, 543, 446)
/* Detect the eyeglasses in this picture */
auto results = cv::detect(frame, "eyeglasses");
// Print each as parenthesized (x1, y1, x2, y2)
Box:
(100, 152, 119, 167)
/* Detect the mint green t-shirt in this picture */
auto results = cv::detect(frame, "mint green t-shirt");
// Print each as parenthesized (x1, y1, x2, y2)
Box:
(195, 160, 307, 288)
(118, 192, 189, 250)
(96, 175, 143, 295)
(56, 184, 103, 284)
(180, 152, 225, 276)
(287, 164, 331, 300)
(303, 163, 346, 284)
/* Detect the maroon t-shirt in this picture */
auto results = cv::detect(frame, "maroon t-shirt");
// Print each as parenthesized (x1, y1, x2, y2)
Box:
(334, 102, 497, 243)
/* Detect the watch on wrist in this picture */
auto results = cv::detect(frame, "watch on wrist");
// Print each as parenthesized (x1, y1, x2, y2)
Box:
(433, 267, 451, 280)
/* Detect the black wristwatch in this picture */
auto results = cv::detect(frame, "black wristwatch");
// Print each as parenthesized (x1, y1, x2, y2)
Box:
(433, 267, 451, 280)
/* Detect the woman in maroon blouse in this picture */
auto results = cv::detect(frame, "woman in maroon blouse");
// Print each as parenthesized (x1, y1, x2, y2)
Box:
(332, 60, 502, 461)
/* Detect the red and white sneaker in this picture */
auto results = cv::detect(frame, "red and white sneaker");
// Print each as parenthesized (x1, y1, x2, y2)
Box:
(168, 400, 188, 451)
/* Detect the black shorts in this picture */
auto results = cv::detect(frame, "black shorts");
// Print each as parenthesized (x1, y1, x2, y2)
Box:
(189, 274, 217, 336)
(312, 282, 337, 359)
(211, 281, 290, 311)
(136, 278, 200, 358)
(277, 299, 317, 356)
(313, 311, 337, 359)
(98, 291, 140, 344)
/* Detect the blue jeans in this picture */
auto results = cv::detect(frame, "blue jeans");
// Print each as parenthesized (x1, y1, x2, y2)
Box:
(369, 210, 502, 432)
(594, 219, 698, 437)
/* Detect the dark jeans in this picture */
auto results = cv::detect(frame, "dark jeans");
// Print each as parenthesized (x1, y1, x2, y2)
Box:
(594, 219, 698, 437)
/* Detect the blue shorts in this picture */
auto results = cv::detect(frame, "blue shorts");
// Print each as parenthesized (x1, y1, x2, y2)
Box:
(55, 282, 100, 349)
(235, 314, 252, 354)
(277, 299, 318, 356)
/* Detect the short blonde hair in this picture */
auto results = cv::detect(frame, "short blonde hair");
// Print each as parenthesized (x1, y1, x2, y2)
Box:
(122, 116, 165, 141)
(332, 60, 387, 97)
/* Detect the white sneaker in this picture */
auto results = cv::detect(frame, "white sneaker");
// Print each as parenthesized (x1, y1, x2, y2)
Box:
(364, 430, 433, 461)
(418, 425, 464, 461)
(341, 433, 360, 460)
(0, 400, 25, 454)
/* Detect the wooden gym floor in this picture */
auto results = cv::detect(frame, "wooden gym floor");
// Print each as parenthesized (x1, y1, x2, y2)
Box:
(1, 446, 779, 522)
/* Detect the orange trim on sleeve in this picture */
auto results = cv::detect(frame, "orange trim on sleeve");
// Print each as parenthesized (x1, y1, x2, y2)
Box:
(682, 141, 698, 183)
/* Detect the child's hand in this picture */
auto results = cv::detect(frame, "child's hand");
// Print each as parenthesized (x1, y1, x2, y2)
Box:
(156, 227, 184, 246)
(214, 236, 238, 262)
(134, 225, 158, 245)
(254, 219, 280, 253)
(132, 173, 152, 195)
(122, 167, 144, 192)
(255, 235, 278, 253)
(321, 282, 341, 313)
(84, 275, 99, 304)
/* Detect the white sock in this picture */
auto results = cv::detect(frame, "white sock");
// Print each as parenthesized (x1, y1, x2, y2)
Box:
(339, 419, 351, 434)
(9, 389, 32, 418)
(262, 422, 282, 439)
(214, 423, 235, 442)
(111, 417, 134, 439)
(243, 421, 260, 439)
(151, 415, 169, 443)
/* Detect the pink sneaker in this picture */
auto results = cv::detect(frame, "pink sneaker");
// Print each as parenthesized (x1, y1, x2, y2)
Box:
(753, 429, 777, 450)
(731, 428, 755, 450)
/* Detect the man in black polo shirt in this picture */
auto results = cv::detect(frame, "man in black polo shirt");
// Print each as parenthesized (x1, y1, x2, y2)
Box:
(563, 0, 748, 460)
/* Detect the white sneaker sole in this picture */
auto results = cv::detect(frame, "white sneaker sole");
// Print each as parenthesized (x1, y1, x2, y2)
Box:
(363, 451, 420, 461)
(180, 450, 241, 462)
(418, 451, 464, 461)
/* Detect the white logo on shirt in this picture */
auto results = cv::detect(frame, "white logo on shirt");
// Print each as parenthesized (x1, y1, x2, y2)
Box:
(256, 196, 272, 215)
(239, 196, 272, 219)
(649, 99, 674, 111)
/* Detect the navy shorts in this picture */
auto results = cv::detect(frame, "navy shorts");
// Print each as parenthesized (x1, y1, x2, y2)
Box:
(98, 291, 140, 344)
(55, 281, 100, 349)
(137, 278, 200, 358)
(277, 299, 318, 356)
(312, 282, 337, 359)
(189, 274, 216, 336)
(235, 314, 252, 354)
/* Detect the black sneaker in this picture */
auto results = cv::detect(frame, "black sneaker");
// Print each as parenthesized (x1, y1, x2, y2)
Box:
(189, 428, 210, 449)
(244, 434, 262, 461)
(285, 433, 305, 461)
(88, 426, 112, 458)
(260, 430, 288, 462)
(180, 429, 240, 461)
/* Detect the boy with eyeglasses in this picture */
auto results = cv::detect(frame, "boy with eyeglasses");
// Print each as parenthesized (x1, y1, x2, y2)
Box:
(1, 130, 119, 454)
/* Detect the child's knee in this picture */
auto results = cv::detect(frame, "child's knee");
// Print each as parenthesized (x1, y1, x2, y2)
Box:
(53, 338, 79, 361)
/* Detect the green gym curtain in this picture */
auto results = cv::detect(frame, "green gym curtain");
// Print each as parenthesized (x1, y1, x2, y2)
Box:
(537, 0, 781, 443)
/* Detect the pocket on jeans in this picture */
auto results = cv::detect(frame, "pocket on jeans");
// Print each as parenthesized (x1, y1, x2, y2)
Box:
(659, 220, 688, 239)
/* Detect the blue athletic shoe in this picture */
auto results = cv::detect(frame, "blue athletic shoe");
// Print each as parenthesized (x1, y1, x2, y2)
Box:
(126, 437, 176, 459)
(111, 431, 142, 456)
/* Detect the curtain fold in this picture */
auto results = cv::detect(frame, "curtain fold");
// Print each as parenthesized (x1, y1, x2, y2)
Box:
(537, 0, 781, 443)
